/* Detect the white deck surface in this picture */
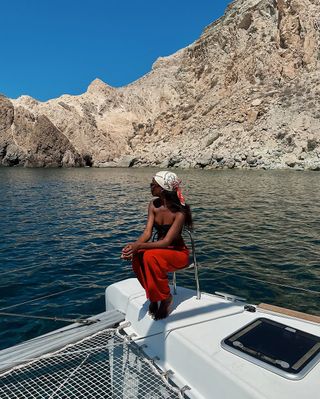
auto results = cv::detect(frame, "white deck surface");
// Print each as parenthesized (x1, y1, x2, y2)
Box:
(106, 278, 320, 399)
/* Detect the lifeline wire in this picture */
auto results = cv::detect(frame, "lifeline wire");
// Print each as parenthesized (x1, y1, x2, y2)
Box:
(0, 284, 97, 312)
(0, 269, 319, 325)
(204, 265, 320, 296)
(0, 311, 96, 325)
(1, 259, 319, 325)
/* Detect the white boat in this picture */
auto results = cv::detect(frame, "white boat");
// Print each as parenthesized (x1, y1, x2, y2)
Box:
(0, 277, 319, 398)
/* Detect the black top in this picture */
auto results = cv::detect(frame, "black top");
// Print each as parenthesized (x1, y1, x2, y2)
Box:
(153, 222, 184, 248)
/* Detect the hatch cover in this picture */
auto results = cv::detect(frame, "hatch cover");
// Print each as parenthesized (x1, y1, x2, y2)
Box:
(221, 317, 320, 380)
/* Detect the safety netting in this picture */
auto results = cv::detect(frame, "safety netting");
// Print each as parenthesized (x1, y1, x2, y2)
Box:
(0, 328, 185, 399)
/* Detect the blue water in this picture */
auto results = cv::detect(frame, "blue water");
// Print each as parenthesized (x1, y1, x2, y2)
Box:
(0, 168, 319, 350)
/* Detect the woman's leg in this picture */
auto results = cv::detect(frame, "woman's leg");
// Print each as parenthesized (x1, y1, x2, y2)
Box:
(142, 248, 189, 302)
(132, 248, 189, 319)
(148, 301, 158, 317)
(156, 294, 174, 320)
(132, 250, 158, 316)
(132, 250, 147, 291)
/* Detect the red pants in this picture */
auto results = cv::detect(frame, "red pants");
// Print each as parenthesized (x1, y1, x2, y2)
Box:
(132, 248, 189, 302)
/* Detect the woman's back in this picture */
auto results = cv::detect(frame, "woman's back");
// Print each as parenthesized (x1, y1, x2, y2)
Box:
(152, 198, 185, 247)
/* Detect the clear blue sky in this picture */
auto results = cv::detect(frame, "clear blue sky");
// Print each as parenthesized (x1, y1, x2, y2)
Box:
(0, 0, 230, 101)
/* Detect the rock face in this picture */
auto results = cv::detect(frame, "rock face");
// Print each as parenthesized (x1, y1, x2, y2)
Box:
(1, 0, 320, 169)
(0, 95, 84, 167)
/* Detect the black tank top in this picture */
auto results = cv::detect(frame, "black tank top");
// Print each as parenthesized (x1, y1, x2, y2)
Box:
(153, 222, 185, 248)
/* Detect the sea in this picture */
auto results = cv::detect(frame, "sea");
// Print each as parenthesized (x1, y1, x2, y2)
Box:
(0, 167, 319, 350)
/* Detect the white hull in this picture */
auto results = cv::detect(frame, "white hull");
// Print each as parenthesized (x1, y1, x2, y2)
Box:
(105, 279, 320, 399)
(0, 278, 319, 399)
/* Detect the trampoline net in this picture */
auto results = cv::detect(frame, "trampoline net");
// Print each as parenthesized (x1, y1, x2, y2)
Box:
(0, 329, 183, 399)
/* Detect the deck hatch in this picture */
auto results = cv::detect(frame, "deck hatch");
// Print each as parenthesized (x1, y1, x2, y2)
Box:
(221, 317, 320, 379)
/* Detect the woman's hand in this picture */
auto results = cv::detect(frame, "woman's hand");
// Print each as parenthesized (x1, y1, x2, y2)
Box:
(121, 242, 140, 260)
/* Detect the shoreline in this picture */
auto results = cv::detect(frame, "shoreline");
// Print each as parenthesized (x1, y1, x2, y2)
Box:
(1, 162, 320, 171)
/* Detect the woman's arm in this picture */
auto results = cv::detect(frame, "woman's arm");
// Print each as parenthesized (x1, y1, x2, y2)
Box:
(121, 201, 155, 258)
(135, 201, 155, 244)
(123, 212, 185, 257)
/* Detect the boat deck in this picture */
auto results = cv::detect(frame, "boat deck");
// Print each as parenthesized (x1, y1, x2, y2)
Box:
(0, 279, 319, 399)
(106, 278, 320, 399)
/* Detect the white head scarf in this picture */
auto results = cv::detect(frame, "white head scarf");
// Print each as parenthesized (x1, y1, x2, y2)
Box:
(154, 171, 186, 205)
(154, 171, 179, 191)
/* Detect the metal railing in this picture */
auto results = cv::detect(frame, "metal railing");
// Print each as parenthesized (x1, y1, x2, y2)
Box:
(152, 228, 201, 300)
(173, 229, 201, 300)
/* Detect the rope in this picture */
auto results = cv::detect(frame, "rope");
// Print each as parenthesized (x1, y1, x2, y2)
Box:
(1, 257, 318, 326)
(201, 265, 320, 296)
(0, 284, 99, 312)
(1, 264, 46, 276)
(0, 311, 96, 325)
(0, 284, 102, 324)
(0, 328, 119, 367)
(1, 269, 318, 325)
(48, 354, 90, 399)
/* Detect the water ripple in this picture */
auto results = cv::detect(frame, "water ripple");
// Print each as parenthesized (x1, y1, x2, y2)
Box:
(0, 168, 319, 349)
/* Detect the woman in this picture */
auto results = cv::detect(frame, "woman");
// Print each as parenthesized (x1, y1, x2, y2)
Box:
(121, 171, 193, 320)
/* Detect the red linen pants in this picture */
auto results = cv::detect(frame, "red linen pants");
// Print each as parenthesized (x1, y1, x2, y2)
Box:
(132, 248, 189, 302)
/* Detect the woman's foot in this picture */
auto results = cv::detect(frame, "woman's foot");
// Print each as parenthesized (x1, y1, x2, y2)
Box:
(148, 301, 158, 317)
(154, 295, 173, 320)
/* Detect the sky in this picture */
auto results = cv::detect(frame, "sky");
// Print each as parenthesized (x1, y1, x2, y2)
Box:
(0, 0, 230, 101)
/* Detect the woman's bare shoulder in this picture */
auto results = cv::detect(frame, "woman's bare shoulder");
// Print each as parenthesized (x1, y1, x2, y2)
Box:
(175, 211, 185, 221)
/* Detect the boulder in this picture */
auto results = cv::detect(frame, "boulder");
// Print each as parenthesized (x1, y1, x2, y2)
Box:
(251, 99, 262, 106)
(116, 155, 137, 167)
(196, 151, 213, 167)
(177, 160, 191, 169)
(205, 132, 220, 147)
(212, 154, 224, 163)
(158, 159, 170, 168)
(2, 144, 22, 166)
(305, 161, 320, 171)
(224, 158, 236, 169)
(283, 154, 298, 168)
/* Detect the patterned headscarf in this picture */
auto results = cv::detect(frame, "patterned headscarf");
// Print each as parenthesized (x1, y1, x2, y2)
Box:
(154, 171, 186, 206)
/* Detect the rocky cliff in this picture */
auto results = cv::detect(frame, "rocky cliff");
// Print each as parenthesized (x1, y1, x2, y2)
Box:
(1, 0, 320, 169)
